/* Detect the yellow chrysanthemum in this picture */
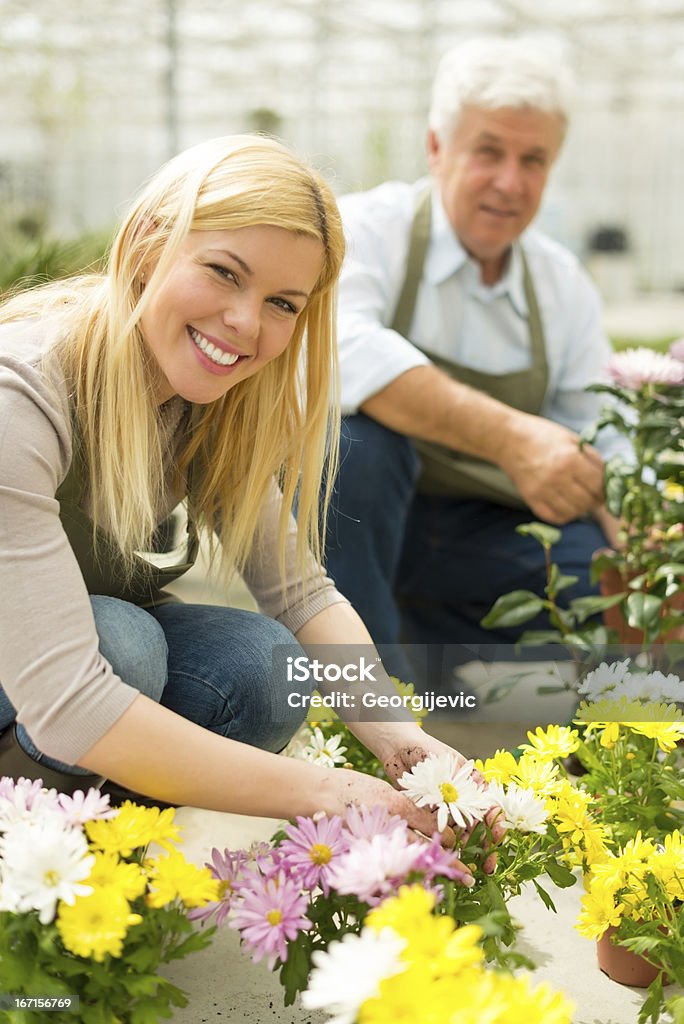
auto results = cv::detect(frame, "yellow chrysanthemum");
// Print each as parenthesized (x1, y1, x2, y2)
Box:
(576, 885, 623, 940)
(598, 722, 620, 749)
(521, 725, 580, 760)
(511, 753, 561, 796)
(547, 785, 608, 867)
(366, 885, 436, 937)
(663, 480, 684, 502)
(57, 888, 142, 961)
(474, 749, 519, 785)
(626, 720, 684, 753)
(145, 848, 220, 908)
(86, 802, 181, 856)
(86, 850, 147, 902)
(495, 973, 574, 1024)
(367, 887, 484, 978)
(358, 968, 465, 1024)
(649, 830, 684, 897)
(576, 696, 683, 728)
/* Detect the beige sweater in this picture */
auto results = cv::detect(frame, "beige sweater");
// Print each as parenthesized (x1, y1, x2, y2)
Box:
(0, 320, 345, 763)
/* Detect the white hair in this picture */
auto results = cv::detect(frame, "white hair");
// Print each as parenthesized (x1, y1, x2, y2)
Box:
(428, 36, 576, 143)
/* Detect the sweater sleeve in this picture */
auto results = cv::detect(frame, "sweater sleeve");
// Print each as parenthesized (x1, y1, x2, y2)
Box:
(240, 480, 349, 635)
(0, 348, 140, 764)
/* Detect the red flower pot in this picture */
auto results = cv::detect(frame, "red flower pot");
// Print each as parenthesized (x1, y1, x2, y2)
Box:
(597, 927, 671, 988)
(597, 565, 684, 646)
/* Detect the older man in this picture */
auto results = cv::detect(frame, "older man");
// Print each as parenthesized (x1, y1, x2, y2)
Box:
(326, 37, 619, 685)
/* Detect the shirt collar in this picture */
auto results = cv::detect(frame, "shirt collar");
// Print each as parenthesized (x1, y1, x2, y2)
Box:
(423, 183, 529, 318)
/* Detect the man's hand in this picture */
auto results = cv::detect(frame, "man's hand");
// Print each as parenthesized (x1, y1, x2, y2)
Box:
(500, 412, 605, 524)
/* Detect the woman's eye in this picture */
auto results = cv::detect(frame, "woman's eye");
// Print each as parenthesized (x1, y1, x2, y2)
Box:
(269, 297, 299, 315)
(209, 263, 237, 283)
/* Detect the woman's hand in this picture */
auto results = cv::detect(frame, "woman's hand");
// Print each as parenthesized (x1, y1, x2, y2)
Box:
(322, 766, 475, 886)
(381, 731, 506, 872)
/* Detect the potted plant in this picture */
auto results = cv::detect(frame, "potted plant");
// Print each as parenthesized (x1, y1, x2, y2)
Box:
(489, 704, 684, 1022)
(576, 831, 684, 1022)
(0, 777, 219, 1023)
(583, 344, 684, 647)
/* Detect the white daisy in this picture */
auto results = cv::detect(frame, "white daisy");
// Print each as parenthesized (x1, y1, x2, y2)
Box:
(301, 926, 406, 1024)
(577, 660, 633, 701)
(0, 818, 94, 924)
(302, 727, 348, 768)
(486, 781, 548, 835)
(397, 753, 492, 832)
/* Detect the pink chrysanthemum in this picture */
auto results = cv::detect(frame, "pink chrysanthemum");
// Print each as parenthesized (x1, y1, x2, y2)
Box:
(411, 832, 474, 887)
(343, 804, 406, 841)
(0, 777, 61, 830)
(58, 788, 117, 826)
(189, 847, 249, 925)
(230, 869, 311, 968)
(279, 815, 349, 896)
(669, 337, 684, 363)
(327, 829, 423, 905)
(606, 347, 684, 389)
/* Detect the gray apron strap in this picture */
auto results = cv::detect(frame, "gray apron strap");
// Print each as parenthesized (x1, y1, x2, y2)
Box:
(390, 186, 549, 506)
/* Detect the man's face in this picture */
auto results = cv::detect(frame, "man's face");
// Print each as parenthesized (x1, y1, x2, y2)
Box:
(428, 105, 565, 283)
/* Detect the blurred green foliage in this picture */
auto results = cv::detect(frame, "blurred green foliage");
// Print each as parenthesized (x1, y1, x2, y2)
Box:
(610, 335, 678, 353)
(0, 224, 111, 297)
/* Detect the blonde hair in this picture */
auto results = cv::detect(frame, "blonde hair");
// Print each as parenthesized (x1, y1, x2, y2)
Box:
(0, 135, 345, 590)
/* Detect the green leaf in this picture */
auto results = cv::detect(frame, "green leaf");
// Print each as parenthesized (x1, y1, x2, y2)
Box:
(626, 591, 663, 630)
(532, 879, 556, 912)
(546, 563, 579, 597)
(639, 976, 665, 1024)
(653, 562, 684, 580)
(480, 591, 544, 629)
(569, 592, 626, 624)
(279, 939, 311, 1007)
(544, 860, 577, 889)
(482, 672, 530, 704)
(515, 522, 562, 547)
(666, 994, 684, 1024)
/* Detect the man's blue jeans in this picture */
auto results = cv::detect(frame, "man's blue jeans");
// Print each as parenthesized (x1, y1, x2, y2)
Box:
(325, 414, 607, 685)
(0, 596, 309, 775)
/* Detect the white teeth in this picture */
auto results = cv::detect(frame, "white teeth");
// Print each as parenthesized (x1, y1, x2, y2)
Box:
(189, 327, 240, 366)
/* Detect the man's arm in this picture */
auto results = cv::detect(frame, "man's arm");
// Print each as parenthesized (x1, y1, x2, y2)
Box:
(362, 364, 605, 525)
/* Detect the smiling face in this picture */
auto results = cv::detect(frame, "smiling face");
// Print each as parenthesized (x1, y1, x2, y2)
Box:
(139, 224, 324, 405)
(427, 105, 564, 284)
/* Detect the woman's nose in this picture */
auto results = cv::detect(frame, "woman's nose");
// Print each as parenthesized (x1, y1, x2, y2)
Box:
(222, 296, 260, 339)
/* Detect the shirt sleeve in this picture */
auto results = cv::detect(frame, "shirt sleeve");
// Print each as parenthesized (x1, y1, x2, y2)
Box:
(240, 480, 349, 635)
(0, 354, 140, 764)
(337, 185, 431, 414)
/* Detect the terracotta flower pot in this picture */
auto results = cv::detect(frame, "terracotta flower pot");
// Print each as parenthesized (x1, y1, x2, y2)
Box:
(597, 927, 671, 988)
(597, 565, 684, 646)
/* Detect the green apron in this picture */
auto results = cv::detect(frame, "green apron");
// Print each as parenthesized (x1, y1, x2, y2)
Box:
(391, 187, 549, 508)
(55, 425, 198, 608)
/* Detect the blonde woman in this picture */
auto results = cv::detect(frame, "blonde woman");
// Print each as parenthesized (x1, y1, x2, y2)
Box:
(0, 135, 474, 834)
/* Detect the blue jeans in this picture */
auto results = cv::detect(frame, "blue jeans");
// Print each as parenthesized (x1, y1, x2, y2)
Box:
(325, 414, 607, 684)
(0, 596, 309, 775)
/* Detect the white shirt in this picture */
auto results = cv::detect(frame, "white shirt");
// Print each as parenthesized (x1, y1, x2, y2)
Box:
(337, 178, 617, 454)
